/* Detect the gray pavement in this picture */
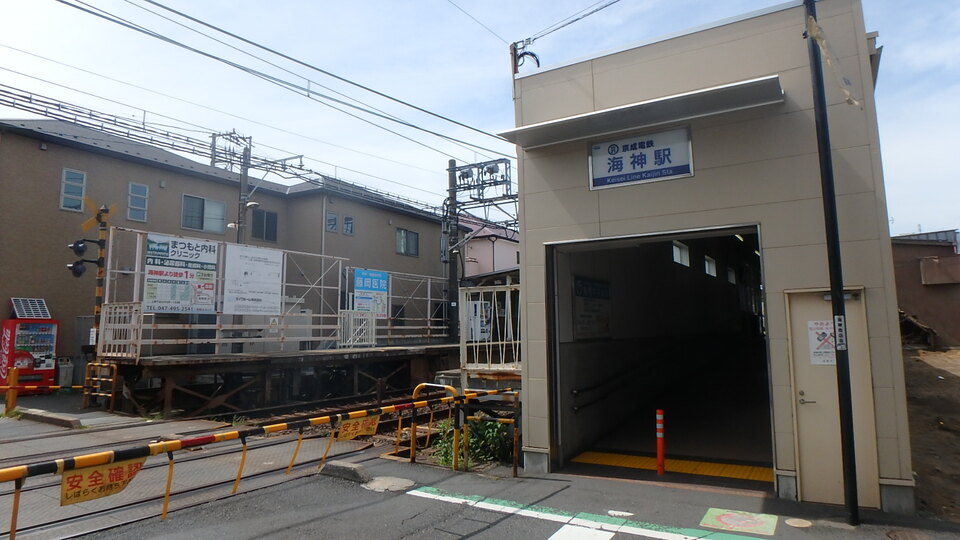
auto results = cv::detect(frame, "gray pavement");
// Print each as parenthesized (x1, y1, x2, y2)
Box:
(78, 446, 960, 540)
(3, 393, 958, 539)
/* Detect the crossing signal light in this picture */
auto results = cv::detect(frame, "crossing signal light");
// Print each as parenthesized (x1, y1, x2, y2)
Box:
(68, 240, 88, 257)
(66, 238, 105, 278)
(67, 261, 87, 277)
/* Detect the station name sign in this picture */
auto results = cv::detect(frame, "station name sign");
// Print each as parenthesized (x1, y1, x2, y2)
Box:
(589, 127, 693, 190)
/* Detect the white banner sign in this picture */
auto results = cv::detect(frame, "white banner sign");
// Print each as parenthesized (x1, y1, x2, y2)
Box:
(222, 244, 283, 315)
(143, 234, 218, 313)
(590, 127, 693, 190)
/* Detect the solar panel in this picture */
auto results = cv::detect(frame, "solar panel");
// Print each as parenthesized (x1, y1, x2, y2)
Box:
(10, 298, 51, 319)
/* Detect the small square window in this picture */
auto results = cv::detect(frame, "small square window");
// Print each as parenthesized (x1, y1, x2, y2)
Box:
(326, 211, 338, 233)
(251, 208, 278, 242)
(704, 255, 717, 277)
(672, 241, 689, 267)
(396, 228, 419, 256)
(343, 216, 354, 235)
(181, 194, 225, 233)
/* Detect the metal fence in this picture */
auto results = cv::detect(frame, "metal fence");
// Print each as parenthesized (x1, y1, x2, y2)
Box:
(459, 284, 521, 374)
(96, 228, 451, 357)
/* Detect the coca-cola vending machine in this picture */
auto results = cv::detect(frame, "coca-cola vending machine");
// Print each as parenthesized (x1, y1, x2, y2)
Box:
(1, 298, 59, 394)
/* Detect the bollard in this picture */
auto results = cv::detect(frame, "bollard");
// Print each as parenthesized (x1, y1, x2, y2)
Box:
(5, 368, 18, 412)
(656, 409, 665, 475)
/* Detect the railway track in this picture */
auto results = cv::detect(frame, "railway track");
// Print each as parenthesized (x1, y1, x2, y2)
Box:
(1, 388, 485, 538)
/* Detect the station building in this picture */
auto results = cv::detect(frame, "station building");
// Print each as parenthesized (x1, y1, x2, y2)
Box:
(501, 0, 913, 512)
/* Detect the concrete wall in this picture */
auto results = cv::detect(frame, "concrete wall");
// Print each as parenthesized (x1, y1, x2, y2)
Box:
(512, 0, 912, 502)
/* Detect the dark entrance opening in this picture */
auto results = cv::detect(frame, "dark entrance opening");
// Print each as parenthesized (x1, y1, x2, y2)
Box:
(547, 227, 772, 489)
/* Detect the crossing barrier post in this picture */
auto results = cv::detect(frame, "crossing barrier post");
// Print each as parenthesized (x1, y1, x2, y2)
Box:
(161, 451, 175, 520)
(286, 427, 305, 474)
(5, 368, 18, 412)
(231, 434, 248, 494)
(9, 477, 23, 540)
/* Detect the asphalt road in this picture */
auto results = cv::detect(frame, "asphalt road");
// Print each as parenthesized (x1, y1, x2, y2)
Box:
(81, 449, 960, 540)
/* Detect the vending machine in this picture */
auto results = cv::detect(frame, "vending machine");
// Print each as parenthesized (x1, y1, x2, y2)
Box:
(1, 298, 59, 394)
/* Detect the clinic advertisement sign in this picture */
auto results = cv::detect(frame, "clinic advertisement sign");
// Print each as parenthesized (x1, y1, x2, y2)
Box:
(143, 234, 218, 313)
(354, 269, 389, 319)
(222, 244, 283, 315)
(589, 127, 693, 190)
(573, 276, 611, 340)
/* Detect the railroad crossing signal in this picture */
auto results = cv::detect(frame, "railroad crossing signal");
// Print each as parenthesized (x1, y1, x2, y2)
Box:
(66, 239, 105, 277)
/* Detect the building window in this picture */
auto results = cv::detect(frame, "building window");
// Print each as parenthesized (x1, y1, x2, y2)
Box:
(672, 241, 689, 266)
(60, 169, 86, 212)
(127, 182, 148, 222)
(396, 228, 419, 256)
(343, 215, 354, 235)
(326, 211, 338, 233)
(251, 208, 278, 242)
(704, 255, 717, 277)
(181, 194, 226, 233)
(727, 267, 737, 284)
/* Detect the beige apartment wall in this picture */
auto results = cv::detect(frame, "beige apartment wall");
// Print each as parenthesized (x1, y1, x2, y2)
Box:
(284, 193, 444, 278)
(513, 0, 911, 489)
(0, 130, 444, 357)
(0, 132, 269, 356)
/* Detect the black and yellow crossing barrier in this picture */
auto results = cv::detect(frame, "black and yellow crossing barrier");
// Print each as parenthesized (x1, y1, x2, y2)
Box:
(0, 386, 514, 537)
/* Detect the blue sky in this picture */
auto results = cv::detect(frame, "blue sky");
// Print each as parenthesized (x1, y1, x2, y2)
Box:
(0, 0, 955, 235)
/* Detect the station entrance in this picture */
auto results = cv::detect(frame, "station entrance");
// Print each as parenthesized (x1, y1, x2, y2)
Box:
(546, 226, 774, 488)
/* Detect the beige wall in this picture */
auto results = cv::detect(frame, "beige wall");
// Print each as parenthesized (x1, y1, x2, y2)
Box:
(513, 0, 911, 498)
(0, 129, 444, 357)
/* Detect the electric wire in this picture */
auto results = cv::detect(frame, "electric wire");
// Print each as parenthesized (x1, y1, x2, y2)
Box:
(121, 0, 409, 127)
(60, 0, 477, 161)
(55, 0, 512, 161)
(141, 0, 509, 143)
(529, 0, 622, 43)
(0, 43, 443, 178)
(445, 0, 509, 45)
(0, 71, 446, 199)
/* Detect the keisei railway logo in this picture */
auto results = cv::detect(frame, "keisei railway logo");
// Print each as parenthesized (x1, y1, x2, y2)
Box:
(607, 144, 619, 155)
(146, 238, 170, 258)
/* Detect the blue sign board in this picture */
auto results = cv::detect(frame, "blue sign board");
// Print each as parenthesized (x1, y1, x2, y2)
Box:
(354, 269, 389, 293)
(353, 269, 389, 318)
(589, 127, 693, 190)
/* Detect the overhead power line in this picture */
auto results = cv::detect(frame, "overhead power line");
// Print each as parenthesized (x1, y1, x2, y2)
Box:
(54, 0, 513, 160)
(0, 84, 446, 213)
(446, 0, 509, 45)
(0, 44, 446, 178)
(140, 0, 509, 143)
(528, 0, 622, 43)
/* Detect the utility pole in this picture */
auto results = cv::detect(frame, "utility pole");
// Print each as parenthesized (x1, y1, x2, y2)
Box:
(236, 141, 252, 244)
(447, 159, 459, 342)
(804, 0, 859, 525)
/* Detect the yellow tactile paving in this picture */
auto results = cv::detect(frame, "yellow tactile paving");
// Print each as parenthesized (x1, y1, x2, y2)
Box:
(571, 451, 774, 482)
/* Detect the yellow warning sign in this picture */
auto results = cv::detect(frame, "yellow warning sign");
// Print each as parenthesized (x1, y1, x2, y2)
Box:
(337, 415, 380, 440)
(60, 457, 147, 506)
